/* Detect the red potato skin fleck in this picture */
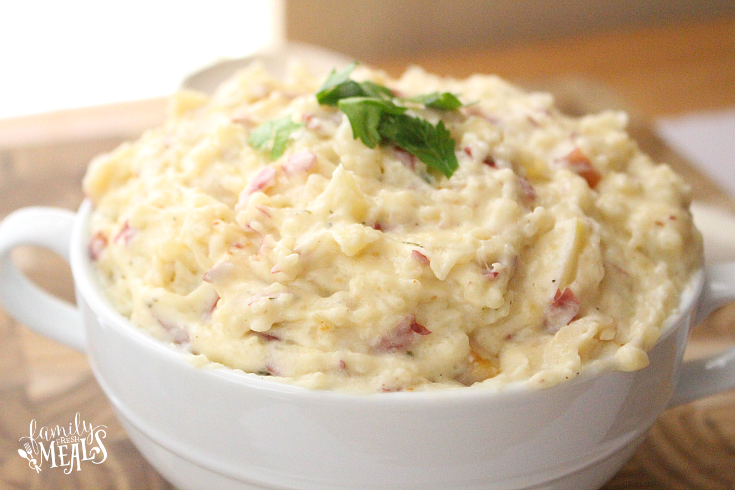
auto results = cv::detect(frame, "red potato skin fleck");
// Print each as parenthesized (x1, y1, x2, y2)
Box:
(565, 148, 601, 189)
(411, 250, 430, 265)
(607, 261, 630, 278)
(246, 291, 283, 306)
(243, 166, 277, 199)
(114, 221, 137, 245)
(255, 205, 272, 218)
(518, 177, 536, 202)
(88, 232, 108, 260)
(231, 115, 256, 129)
(258, 236, 272, 255)
(244, 222, 262, 235)
(463, 147, 496, 167)
(545, 288, 580, 333)
(372, 314, 431, 353)
(483, 270, 499, 280)
(264, 363, 282, 376)
(201, 296, 220, 321)
(155, 316, 190, 346)
(256, 332, 281, 342)
(394, 148, 417, 170)
(203, 261, 235, 284)
(302, 113, 317, 128)
(462, 106, 500, 124)
(410, 320, 431, 336)
(282, 151, 316, 174)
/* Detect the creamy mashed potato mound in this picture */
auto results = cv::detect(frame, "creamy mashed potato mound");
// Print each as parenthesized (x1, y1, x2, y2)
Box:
(83, 64, 702, 392)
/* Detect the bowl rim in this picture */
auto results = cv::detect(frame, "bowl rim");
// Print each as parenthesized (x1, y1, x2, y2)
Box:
(70, 199, 705, 403)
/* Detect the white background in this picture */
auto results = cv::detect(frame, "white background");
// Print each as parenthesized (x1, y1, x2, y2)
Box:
(0, 0, 284, 119)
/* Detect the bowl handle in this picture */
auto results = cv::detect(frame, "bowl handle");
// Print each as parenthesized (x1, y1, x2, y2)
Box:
(0, 207, 85, 351)
(669, 262, 735, 406)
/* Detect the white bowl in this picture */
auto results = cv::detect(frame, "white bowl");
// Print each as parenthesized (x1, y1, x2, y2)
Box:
(180, 42, 353, 95)
(2, 202, 735, 490)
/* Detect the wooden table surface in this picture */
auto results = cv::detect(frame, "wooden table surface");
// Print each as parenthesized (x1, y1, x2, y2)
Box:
(1, 17, 734, 490)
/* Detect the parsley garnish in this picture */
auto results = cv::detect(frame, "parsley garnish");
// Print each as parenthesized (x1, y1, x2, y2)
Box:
(379, 115, 457, 178)
(407, 92, 463, 110)
(316, 62, 393, 105)
(337, 97, 406, 148)
(248, 116, 303, 159)
(316, 63, 461, 178)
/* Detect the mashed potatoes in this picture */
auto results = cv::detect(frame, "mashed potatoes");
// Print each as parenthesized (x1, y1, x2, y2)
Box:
(83, 63, 702, 392)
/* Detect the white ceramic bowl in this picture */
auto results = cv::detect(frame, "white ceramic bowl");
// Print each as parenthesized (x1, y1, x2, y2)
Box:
(2, 202, 735, 490)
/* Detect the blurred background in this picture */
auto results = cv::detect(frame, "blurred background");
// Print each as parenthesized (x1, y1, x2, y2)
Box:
(1, 0, 734, 118)
(0, 0, 285, 119)
(2, 2, 735, 489)
(288, 0, 734, 62)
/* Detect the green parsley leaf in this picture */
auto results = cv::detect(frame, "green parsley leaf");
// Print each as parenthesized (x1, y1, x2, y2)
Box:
(359, 81, 395, 100)
(337, 97, 458, 177)
(316, 62, 360, 105)
(248, 116, 303, 159)
(316, 63, 395, 106)
(270, 119, 303, 159)
(378, 114, 458, 178)
(317, 65, 463, 178)
(317, 79, 365, 106)
(407, 92, 463, 110)
(338, 97, 406, 148)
